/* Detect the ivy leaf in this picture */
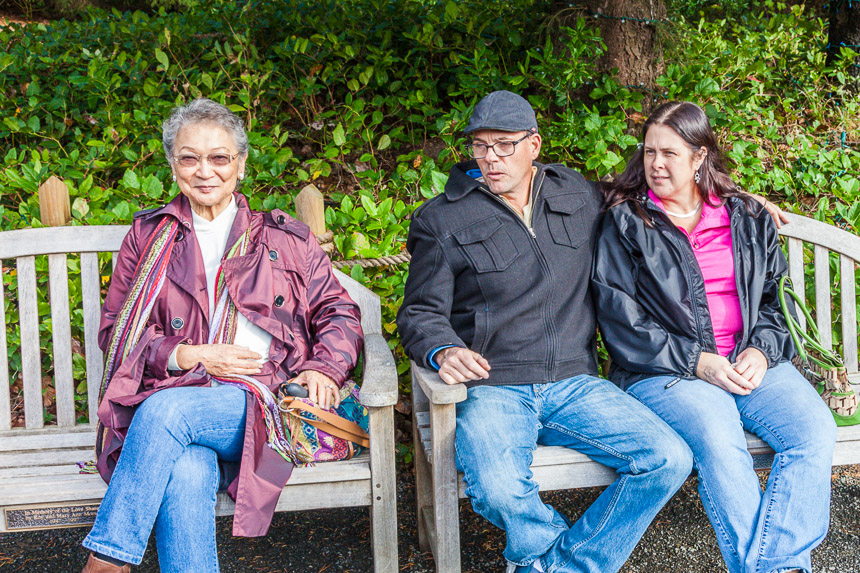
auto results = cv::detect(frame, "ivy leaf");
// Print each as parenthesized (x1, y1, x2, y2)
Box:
(333, 123, 346, 147)
(122, 169, 140, 190)
(430, 170, 448, 195)
(3, 117, 20, 132)
(154, 48, 169, 70)
(71, 197, 89, 218)
(377, 134, 391, 150)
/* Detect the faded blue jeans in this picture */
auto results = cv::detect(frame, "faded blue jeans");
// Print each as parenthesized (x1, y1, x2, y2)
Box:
(83, 385, 247, 572)
(454, 374, 693, 573)
(627, 361, 837, 573)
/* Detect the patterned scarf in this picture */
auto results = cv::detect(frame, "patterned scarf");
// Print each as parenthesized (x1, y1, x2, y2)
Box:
(91, 218, 180, 464)
(99, 217, 180, 404)
(206, 230, 299, 465)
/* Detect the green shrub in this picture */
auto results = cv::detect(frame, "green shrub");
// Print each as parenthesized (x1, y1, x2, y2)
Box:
(1, 0, 858, 433)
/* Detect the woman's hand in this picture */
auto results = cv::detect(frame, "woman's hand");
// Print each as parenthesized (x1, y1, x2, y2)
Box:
(175, 344, 262, 376)
(294, 370, 340, 410)
(733, 347, 768, 390)
(696, 352, 756, 395)
(749, 194, 789, 229)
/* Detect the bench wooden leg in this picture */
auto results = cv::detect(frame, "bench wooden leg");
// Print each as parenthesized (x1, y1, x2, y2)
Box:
(369, 405, 398, 573)
(429, 402, 461, 573)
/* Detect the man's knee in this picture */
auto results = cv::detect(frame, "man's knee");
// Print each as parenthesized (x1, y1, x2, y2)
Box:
(634, 427, 694, 487)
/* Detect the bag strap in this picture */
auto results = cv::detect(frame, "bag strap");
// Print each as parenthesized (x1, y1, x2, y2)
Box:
(778, 276, 844, 370)
(280, 397, 370, 448)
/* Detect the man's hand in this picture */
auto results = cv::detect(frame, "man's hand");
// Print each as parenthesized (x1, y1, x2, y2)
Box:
(733, 347, 768, 390)
(749, 194, 789, 229)
(436, 347, 491, 385)
(696, 352, 755, 395)
(176, 344, 262, 376)
(295, 370, 341, 410)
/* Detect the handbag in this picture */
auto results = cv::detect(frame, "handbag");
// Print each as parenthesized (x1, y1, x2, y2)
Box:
(277, 381, 370, 466)
(779, 276, 860, 426)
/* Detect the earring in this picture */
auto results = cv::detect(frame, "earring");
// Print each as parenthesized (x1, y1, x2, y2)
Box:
(694, 170, 701, 184)
(172, 174, 176, 182)
(238, 173, 244, 181)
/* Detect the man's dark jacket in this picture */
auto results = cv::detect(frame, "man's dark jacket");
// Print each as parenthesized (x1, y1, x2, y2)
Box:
(591, 195, 797, 390)
(397, 160, 604, 387)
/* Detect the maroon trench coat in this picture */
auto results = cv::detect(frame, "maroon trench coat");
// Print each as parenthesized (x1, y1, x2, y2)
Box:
(96, 192, 363, 536)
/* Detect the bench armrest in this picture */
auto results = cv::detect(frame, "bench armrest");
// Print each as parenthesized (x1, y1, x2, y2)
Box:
(412, 363, 468, 405)
(358, 333, 399, 407)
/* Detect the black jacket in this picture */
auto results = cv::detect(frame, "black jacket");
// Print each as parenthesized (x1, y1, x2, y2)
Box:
(591, 195, 797, 390)
(397, 160, 604, 387)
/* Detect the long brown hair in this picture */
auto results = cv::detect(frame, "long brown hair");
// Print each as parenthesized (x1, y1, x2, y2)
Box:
(603, 101, 754, 220)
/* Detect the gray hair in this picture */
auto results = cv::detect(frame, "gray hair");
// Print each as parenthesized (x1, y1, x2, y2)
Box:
(162, 98, 249, 160)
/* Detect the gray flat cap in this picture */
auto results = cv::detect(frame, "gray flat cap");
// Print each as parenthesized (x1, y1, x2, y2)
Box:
(463, 90, 538, 134)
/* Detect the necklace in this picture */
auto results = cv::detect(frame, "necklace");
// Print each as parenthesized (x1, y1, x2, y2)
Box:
(663, 201, 702, 218)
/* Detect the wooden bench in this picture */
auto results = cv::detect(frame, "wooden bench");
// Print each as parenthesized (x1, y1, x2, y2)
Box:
(410, 212, 860, 572)
(0, 225, 399, 573)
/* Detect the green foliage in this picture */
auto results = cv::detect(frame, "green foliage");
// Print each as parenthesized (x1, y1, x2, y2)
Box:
(1, 0, 858, 435)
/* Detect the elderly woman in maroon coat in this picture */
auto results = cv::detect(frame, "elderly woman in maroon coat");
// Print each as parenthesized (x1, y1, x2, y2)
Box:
(80, 98, 363, 573)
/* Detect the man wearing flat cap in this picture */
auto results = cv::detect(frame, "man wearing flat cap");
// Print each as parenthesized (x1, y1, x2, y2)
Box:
(397, 91, 693, 572)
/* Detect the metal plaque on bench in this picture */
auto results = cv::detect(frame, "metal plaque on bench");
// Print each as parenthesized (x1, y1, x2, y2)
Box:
(4, 503, 99, 531)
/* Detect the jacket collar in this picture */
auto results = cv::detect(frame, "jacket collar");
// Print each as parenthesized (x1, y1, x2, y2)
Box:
(136, 191, 252, 232)
(138, 192, 255, 326)
(444, 160, 561, 202)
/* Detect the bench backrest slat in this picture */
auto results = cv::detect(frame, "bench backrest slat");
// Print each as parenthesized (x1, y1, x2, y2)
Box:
(17, 256, 44, 429)
(81, 252, 104, 424)
(841, 255, 858, 373)
(48, 254, 76, 427)
(814, 245, 833, 351)
(0, 268, 10, 431)
(787, 237, 807, 332)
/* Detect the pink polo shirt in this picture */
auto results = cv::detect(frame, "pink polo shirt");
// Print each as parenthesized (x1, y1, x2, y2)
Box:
(649, 190, 743, 357)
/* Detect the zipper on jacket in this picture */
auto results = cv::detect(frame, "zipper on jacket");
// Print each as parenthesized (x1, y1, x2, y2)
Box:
(644, 201, 716, 374)
(477, 172, 556, 378)
(729, 204, 750, 353)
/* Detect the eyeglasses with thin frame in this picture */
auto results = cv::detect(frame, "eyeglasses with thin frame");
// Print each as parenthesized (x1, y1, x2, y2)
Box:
(465, 133, 532, 159)
(172, 152, 240, 169)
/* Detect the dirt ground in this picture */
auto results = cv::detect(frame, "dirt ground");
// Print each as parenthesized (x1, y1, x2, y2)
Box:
(1, 463, 859, 572)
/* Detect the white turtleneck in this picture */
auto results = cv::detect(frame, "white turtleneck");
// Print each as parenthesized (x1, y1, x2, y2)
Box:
(168, 197, 272, 371)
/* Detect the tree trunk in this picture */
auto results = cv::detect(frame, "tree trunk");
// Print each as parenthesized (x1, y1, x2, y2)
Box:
(549, 0, 667, 110)
(826, 0, 860, 90)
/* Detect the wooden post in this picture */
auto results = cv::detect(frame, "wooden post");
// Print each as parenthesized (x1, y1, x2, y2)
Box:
(39, 176, 71, 227)
(295, 184, 326, 236)
(295, 184, 333, 253)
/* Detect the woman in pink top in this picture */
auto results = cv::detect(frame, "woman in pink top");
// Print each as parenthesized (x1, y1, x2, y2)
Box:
(592, 101, 835, 573)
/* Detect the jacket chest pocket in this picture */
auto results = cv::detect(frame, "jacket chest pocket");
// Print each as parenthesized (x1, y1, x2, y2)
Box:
(544, 194, 587, 249)
(453, 216, 521, 273)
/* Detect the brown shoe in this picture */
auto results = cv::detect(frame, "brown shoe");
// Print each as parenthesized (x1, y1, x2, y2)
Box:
(81, 553, 131, 573)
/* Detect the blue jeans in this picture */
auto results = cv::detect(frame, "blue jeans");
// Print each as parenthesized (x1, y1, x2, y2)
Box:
(83, 385, 247, 572)
(627, 361, 837, 573)
(454, 374, 693, 573)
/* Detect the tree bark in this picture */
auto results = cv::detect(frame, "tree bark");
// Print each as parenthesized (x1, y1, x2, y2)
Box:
(549, 0, 667, 110)
(826, 0, 860, 90)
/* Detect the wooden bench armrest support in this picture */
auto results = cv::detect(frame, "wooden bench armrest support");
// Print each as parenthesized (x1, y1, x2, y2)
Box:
(358, 333, 399, 408)
(412, 364, 468, 405)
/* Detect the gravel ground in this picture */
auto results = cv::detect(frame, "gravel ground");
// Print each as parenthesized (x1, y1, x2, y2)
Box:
(2, 464, 858, 572)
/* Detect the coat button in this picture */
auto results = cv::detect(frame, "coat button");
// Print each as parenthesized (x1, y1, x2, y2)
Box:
(171, 317, 184, 330)
(274, 295, 285, 307)
(269, 249, 278, 261)
(277, 215, 286, 224)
